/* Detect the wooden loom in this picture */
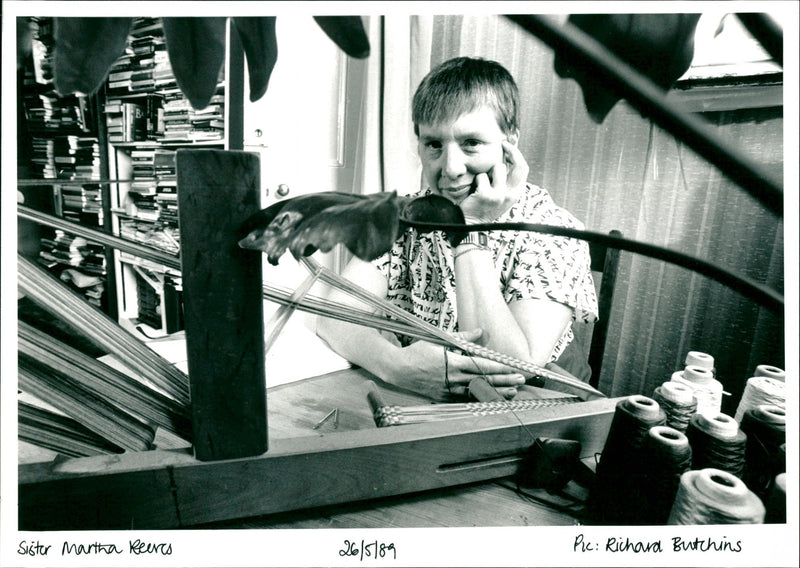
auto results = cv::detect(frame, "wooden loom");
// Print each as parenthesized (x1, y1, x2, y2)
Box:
(17, 150, 619, 530)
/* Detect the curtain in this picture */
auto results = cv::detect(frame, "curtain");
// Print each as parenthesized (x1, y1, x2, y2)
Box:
(373, 14, 784, 408)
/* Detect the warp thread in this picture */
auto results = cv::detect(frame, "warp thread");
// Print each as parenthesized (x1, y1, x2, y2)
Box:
(637, 426, 693, 525)
(586, 395, 666, 525)
(734, 376, 785, 422)
(740, 405, 786, 500)
(672, 365, 724, 416)
(653, 381, 697, 432)
(764, 472, 787, 524)
(686, 412, 747, 478)
(667, 468, 765, 524)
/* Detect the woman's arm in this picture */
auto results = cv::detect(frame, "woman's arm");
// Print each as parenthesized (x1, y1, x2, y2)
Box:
(454, 246, 572, 366)
(316, 256, 526, 400)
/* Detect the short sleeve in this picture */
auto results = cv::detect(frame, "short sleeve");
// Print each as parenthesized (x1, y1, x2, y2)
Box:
(499, 197, 598, 324)
(504, 230, 598, 324)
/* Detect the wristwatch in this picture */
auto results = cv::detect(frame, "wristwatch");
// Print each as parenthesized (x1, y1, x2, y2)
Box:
(459, 231, 490, 249)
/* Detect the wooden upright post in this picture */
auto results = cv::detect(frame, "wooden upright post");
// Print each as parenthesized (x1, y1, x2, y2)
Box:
(176, 149, 266, 461)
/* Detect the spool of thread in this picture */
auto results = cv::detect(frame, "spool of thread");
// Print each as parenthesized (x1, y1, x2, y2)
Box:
(638, 426, 693, 525)
(685, 351, 715, 375)
(672, 365, 724, 416)
(587, 395, 666, 525)
(653, 381, 697, 432)
(667, 468, 765, 524)
(686, 412, 747, 478)
(754, 364, 785, 382)
(734, 376, 785, 422)
(740, 405, 786, 499)
(764, 472, 787, 524)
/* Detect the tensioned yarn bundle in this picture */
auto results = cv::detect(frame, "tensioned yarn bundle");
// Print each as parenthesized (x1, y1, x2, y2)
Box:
(637, 425, 693, 525)
(667, 468, 765, 524)
(740, 405, 786, 500)
(652, 381, 697, 432)
(586, 395, 666, 525)
(686, 412, 747, 478)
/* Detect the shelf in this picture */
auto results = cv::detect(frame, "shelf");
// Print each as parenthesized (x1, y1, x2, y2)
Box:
(111, 140, 224, 148)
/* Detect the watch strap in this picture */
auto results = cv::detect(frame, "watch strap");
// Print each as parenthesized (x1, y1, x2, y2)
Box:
(459, 231, 489, 248)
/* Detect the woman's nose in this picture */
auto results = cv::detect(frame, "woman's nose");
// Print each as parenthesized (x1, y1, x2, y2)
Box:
(441, 145, 467, 179)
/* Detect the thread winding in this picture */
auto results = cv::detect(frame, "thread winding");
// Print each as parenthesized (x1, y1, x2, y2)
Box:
(685, 351, 715, 375)
(686, 412, 747, 478)
(754, 364, 785, 381)
(734, 376, 785, 422)
(637, 426, 693, 524)
(653, 381, 697, 432)
(667, 468, 765, 524)
(764, 472, 787, 524)
(740, 405, 786, 500)
(672, 365, 723, 416)
(586, 395, 667, 525)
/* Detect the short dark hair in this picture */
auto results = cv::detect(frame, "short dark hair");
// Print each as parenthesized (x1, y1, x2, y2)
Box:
(412, 57, 519, 136)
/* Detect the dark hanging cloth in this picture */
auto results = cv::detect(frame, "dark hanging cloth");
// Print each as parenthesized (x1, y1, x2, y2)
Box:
(554, 14, 701, 123)
(232, 17, 279, 103)
(53, 18, 133, 96)
(162, 17, 227, 110)
(50, 16, 370, 107)
(313, 16, 371, 59)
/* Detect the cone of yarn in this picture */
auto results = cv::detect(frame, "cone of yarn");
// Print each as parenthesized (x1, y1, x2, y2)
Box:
(740, 405, 786, 499)
(754, 364, 784, 382)
(685, 351, 715, 374)
(653, 381, 697, 432)
(686, 412, 747, 478)
(734, 375, 785, 422)
(764, 472, 787, 523)
(667, 468, 765, 524)
(638, 426, 693, 525)
(586, 395, 666, 525)
(672, 365, 723, 416)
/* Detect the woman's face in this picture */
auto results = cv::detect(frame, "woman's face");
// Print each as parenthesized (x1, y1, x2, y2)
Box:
(417, 105, 506, 205)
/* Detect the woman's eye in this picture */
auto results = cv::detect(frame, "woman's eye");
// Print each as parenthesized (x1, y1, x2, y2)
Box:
(424, 141, 442, 155)
(463, 139, 481, 150)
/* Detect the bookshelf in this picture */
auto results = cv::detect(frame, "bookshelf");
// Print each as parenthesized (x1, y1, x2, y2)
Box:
(18, 17, 115, 316)
(104, 18, 243, 336)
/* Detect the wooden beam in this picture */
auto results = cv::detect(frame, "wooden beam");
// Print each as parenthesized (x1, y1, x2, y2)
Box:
(18, 396, 619, 529)
(176, 149, 266, 461)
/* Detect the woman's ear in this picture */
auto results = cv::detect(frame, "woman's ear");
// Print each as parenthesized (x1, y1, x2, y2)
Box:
(506, 130, 520, 145)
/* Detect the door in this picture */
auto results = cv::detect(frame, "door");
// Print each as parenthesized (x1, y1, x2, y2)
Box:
(241, 15, 368, 355)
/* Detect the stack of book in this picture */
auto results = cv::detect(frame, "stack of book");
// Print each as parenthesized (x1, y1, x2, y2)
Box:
(52, 136, 100, 180)
(161, 85, 225, 142)
(154, 149, 179, 238)
(37, 231, 106, 307)
(107, 34, 167, 95)
(29, 137, 55, 178)
(58, 183, 103, 226)
(135, 268, 163, 330)
(105, 100, 147, 143)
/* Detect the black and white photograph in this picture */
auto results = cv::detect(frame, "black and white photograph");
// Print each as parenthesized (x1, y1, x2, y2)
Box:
(2, 1, 797, 567)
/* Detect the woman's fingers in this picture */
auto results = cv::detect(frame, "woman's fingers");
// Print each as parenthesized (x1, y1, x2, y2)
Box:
(502, 140, 530, 188)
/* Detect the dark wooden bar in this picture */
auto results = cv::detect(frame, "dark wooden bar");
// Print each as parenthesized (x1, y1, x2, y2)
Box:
(176, 149, 267, 461)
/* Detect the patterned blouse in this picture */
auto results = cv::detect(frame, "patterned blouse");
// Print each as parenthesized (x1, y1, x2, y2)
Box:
(373, 183, 599, 361)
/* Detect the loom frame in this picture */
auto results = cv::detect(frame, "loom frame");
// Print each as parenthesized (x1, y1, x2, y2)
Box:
(18, 395, 618, 529)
